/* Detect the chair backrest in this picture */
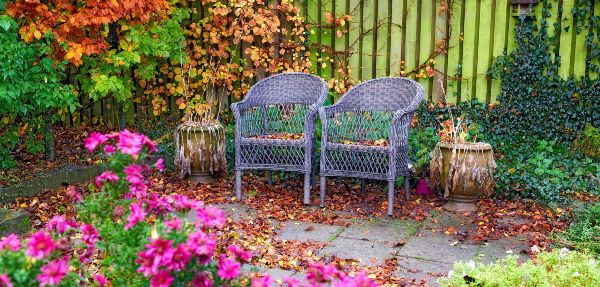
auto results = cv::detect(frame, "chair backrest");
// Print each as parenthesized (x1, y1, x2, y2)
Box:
(335, 77, 423, 112)
(243, 72, 327, 106)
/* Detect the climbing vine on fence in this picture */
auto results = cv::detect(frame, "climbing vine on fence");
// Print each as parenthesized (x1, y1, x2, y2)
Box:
(487, 0, 599, 141)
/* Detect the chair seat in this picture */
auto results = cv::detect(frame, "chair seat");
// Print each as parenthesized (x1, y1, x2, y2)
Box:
(240, 137, 304, 146)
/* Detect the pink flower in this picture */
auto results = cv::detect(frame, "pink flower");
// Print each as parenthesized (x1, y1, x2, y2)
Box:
(117, 130, 144, 156)
(136, 238, 175, 276)
(128, 183, 148, 199)
(66, 187, 81, 203)
(103, 145, 116, 154)
(143, 136, 158, 153)
(338, 272, 378, 287)
(197, 206, 225, 228)
(0, 274, 12, 287)
(227, 245, 252, 262)
(165, 216, 182, 231)
(185, 232, 216, 261)
(145, 194, 172, 215)
(81, 224, 98, 246)
(306, 263, 339, 283)
(168, 244, 191, 271)
(217, 255, 240, 280)
(113, 205, 125, 217)
(251, 276, 273, 287)
(46, 215, 77, 234)
(154, 158, 165, 172)
(93, 274, 109, 287)
(37, 258, 68, 287)
(173, 195, 201, 211)
(149, 270, 173, 287)
(0, 234, 20, 252)
(95, 171, 120, 187)
(26, 231, 55, 259)
(85, 132, 108, 152)
(125, 202, 147, 230)
(124, 164, 144, 185)
(191, 273, 212, 287)
(283, 277, 301, 287)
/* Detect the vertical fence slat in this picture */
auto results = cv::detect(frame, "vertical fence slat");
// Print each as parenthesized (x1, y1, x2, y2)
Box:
(321, 0, 333, 79)
(573, 5, 589, 77)
(404, 0, 419, 78)
(375, 0, 389, 77)
(476, 0, 492, 102)
(389, 0, 404, 75)
(445, 0, 463, 103)
(362, 0, 375, 80)
(348, 0, 362, 80)
(432, 0, 447, 103)
(418, 0, 433, 101)
(490, 0, 508, 103)
(461, 0, 477, 101)
(558, 0, 575, 77)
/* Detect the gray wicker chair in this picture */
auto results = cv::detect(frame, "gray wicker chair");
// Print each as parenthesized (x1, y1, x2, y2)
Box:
(318, 77, 424, 215)
(231, 73, 328, 204)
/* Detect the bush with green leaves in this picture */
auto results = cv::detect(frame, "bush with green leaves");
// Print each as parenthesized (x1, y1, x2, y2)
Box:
(560, 202, 600, 256)
(573, 124, 600, 159)
(0, 14, 76, 169)
(492, 137, 599, 203)
(439, 249, 600, 287)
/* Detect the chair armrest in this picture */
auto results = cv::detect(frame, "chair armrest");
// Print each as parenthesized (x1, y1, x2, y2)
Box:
(303, 85, 328, 145)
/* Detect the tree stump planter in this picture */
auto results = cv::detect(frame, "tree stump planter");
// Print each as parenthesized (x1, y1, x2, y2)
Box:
(174, 122, 227, 184)
(430, 142, 496, 210)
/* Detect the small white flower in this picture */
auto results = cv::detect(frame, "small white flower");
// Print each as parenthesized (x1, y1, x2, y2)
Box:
(573, 272, 581, 277)
(467, 260, 476, 269)
(447, 270, 454, 278)
(530, 245, 540, 253)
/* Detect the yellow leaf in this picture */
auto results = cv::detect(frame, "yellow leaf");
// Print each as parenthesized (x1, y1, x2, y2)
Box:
(178, 103, 187, 110)
(110, 0, 119, 6)
(1, 117, 9, 125)
(34, 30, 42, 40)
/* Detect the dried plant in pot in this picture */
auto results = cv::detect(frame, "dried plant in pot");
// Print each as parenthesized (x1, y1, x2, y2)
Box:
(429, 114, 496, 210)
(174, 82, 227, 184)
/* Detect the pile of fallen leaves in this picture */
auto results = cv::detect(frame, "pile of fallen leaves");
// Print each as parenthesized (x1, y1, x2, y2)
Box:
(339, 139, 389, 147)
(250, 133, 304, 140)
(9, 171, 582, 287)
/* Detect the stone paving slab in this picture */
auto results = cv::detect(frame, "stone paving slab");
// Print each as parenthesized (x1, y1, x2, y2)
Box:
(276, 221, 345, 243)
(397, 233, 478, 264)
(422, 211, 476, 234)
(320, 237, 397, 266)
(395, 256, 453, 287)
(475, 235, 530, 264)
(339, 219, 419, 244)
(212, 203, 256, 221)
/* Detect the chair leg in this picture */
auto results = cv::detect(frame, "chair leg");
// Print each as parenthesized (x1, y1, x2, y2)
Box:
(360, 179, 366, 193)
(311, 167, 317, 188)
(404, 176, 410, 201)
(320, 176, 326, 207)
(235, 170, 243, 200)
(268, 171, 273, 186)
(303, 173, 311, 205)
(388, 180, 395, 216)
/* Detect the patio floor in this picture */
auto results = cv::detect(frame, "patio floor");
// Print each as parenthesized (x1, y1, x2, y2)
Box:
(215, 202, 530, 287)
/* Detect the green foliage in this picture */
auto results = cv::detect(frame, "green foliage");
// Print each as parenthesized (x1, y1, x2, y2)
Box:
(573, 124, 600, 159)
(492, 136, 599, 203)
(561, 202, 600, 256)
(487, 2, 599, 141)
(439, 249, 600, 287)
(408, 127, 439, 176)
(0, 14, 76, 169)
(76, 8, 189, 108)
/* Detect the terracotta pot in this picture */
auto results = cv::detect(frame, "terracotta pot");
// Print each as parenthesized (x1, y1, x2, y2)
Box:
(434, 142, 495, 203)
(174, 123, 226, 184)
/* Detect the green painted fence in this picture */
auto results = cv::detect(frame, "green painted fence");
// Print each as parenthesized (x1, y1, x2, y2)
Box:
(62, 0, 596, 127)
(302, 0, 598, 103)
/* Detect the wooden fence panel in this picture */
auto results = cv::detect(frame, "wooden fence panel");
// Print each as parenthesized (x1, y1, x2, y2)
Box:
(67, 0, 596, 127)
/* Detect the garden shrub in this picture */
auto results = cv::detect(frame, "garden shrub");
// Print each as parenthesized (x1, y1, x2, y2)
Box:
(0, 14, 76, 169)
(0, 130, 378, 287)
(439, 249, 600, 287)
(492, 137, 599, 203)
(560, 202, 600, 256)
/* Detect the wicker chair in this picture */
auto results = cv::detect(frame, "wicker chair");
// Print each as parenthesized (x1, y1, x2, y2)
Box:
(318, 77, 423, 215)
(231, 73, 328, 204)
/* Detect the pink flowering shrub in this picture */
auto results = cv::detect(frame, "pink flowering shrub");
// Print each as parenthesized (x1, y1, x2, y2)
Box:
(0, 130, 379, 287)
